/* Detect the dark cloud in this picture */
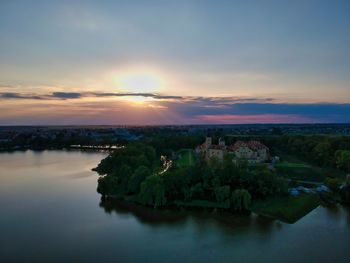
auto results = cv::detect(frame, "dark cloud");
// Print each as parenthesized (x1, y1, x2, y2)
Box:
(91, 92, 183, 100)
(51, 92, 82, 99)
(1, 91, 83, 100)
(0, 92, 44, 100)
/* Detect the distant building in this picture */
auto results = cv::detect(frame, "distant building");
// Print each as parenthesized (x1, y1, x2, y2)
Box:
(195, 137, 226, 161)
(196, 137, 269, 163)
(229, 140, 269, 164)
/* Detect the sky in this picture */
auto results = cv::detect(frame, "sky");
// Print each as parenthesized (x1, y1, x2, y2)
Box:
(0, 0, 349, 125)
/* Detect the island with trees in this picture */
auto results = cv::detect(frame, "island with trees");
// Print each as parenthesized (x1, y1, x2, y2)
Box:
(94, 134, 350, 224)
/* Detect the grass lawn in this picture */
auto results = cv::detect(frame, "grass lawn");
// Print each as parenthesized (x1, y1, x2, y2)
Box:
(274, 152, 345, 182)
(177, 149, 194, 167)
(276, 164, 345, 183)
(175, 200, 230, 209)
(276, 166, 322, 182)
(251, 193, 320, 224)
(275, 161, 311, 168)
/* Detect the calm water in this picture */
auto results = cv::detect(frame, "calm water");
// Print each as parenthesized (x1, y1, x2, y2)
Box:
(0, 150, 349, 263)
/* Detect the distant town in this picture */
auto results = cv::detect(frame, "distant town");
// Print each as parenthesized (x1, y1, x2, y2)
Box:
(1, 123, 350, 151)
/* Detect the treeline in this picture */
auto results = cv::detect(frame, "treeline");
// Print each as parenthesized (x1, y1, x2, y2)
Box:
(95, 142, 288, 210)
(148, 135, 203, 155)
(265, 135, 350, 172)
(0, 132, 127, 151)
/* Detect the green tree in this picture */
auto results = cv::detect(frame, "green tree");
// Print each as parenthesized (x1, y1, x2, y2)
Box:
(214, 185, 230, 203)
(335, 150, 350, 172)
(163, 168, 190, 201)
(324, 177, 342, 192)
(190, 183, 204, 200)
(313, 141, 331, 165)
(128, 166, 151, 194)
(117, 164, 133, 188)
(346, 174, 350, 185)
(138, 175, 167, 207)
(97, 176, 119, 195)
(231, 189, 251, 211)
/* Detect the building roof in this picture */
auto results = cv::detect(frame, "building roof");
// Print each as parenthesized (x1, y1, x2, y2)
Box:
(210, 145, 224, 150)
(197, 138, 268, 152)
(229, 140, 268, 151)
(247, 140, 268, 150)
(229, 141, 247, 151)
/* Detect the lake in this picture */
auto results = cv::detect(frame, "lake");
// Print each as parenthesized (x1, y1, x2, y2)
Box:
(0, 150, 349, 263)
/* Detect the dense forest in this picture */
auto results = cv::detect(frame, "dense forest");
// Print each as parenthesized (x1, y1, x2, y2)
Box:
(95, 142, 288, 210)
(95, 135, 350, 211)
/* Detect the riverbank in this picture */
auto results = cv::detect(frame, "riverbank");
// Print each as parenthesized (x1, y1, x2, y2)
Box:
(251, 193, 320, 224)
(101, 192, 322, 224)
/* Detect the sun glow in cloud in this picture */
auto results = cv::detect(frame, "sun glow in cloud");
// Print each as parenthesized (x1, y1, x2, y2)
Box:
(111, 69, 166, 104)
(120, 95, 154, 105)
(115, 72, 164, 93)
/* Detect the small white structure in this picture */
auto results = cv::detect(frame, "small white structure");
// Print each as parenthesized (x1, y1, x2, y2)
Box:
(289, 188, 300, 196)
(316, 185, 330, 193)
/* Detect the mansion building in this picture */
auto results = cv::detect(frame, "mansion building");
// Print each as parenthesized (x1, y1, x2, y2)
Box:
(195, 137, 269, 164)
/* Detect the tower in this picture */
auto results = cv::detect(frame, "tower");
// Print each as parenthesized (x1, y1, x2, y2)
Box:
(205, 137, 212, 149)
(218, 137, 225, 147)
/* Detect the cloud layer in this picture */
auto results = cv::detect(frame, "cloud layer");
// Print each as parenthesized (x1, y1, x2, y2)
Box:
(0, 91, 275, 103)
(1, 90, 349, 125)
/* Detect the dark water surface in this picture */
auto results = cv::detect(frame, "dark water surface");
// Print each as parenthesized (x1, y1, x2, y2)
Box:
(0, 150, 349, 263)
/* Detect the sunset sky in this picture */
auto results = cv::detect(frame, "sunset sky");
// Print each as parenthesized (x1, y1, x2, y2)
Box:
(1, 0, 349, 125)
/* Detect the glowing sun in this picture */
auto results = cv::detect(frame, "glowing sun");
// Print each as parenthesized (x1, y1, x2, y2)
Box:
(116, 72, 163, 94)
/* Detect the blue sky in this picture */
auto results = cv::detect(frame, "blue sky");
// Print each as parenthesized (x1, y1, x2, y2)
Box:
(0, 0, 349, 124)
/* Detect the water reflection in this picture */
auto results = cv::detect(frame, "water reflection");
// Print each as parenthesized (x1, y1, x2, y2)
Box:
(322, 204, 350, 226)
(100, 197, 188, 226)
(99, 196, 277, 237)
(325, 204, 342, 220)
(346, 207, 350, 225)
(1, 150, 350, 263)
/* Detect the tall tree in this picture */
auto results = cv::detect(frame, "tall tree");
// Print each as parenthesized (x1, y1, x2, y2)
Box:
(231, 189, 252, 211)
